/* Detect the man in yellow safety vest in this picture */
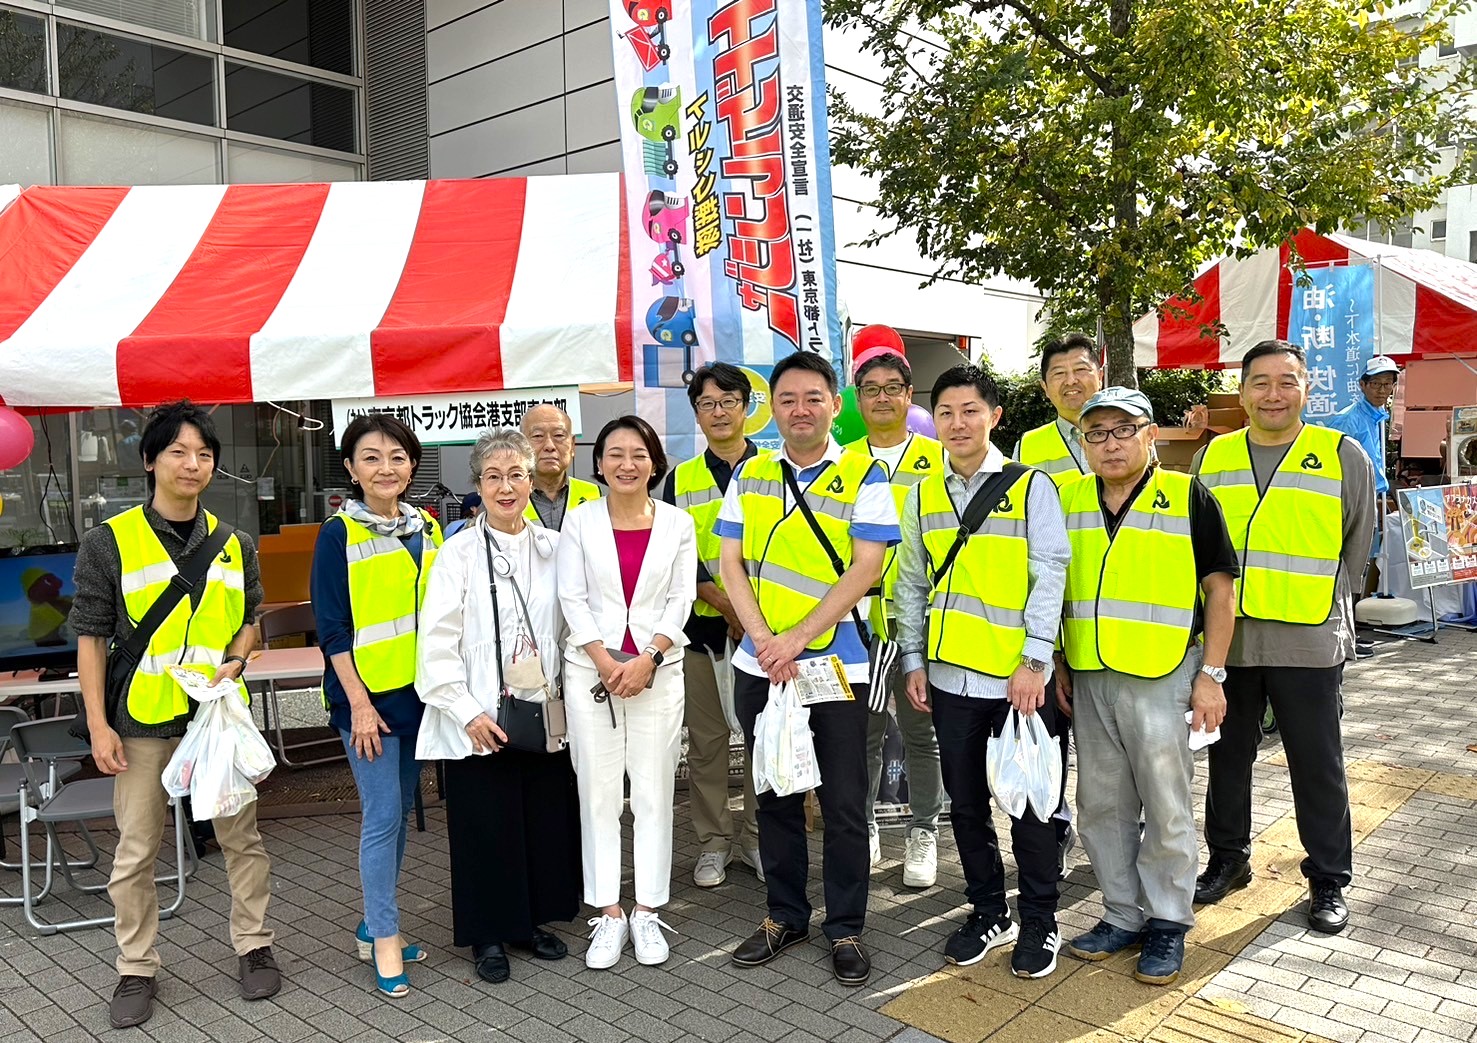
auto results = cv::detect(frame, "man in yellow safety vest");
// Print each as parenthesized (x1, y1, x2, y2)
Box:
(1191, 340, 1375, 935)
(69, 401, 278, 1029)
(1055, 386, 1237, 986)
(521, 403, 599, 530)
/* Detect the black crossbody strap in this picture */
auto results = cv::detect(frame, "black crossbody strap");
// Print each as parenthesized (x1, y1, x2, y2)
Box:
(481, 530, 508, 697)
(118, 519, 236, 665)
(779, 460, 867, 632)
(930, 463, 1029, 588)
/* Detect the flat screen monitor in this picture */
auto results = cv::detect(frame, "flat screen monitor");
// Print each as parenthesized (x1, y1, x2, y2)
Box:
(0, 544, 80, 674)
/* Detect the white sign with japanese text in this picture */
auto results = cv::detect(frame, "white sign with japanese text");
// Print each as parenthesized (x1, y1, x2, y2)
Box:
(330, 388, 582, 447)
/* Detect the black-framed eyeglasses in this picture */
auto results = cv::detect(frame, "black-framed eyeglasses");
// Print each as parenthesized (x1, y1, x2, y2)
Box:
(695, 396, 744, 413)
(1082, 422, 1150, 444)
(857, 382, 909, 399)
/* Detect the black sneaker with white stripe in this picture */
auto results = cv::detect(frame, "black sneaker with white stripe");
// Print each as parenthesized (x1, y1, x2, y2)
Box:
(943, 911, 1017, 966)
(1010, 917, 1061, 979)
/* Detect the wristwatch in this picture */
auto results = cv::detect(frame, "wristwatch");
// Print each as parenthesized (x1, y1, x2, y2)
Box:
(1021, 656, 1049, 674)
(1201, 664, 1228, 683)
(643, 645, 665, 667)
(222, 655, 248, 677)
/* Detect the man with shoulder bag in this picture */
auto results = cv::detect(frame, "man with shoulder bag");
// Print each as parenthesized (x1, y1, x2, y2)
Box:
(69, 401, 279, 1029)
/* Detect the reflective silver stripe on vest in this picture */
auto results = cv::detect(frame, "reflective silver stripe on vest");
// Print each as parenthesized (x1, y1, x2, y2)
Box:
(803, 491, 855, 522)
(919, 510, 1025, 540)
(919, 510, 959, 535)
(676, 485, 723, 509)
(1197, 468, 1255, 490)
(1243, 550, 1339, 578)
(936, 591, 1024, 629)
(1064, 511, 1100, 531)
(1038, 456, 1080, 474)
(135, 647, 224, 676)
(756, 561, 834, 602)
(1065, 598, 1195, 629)
(890, 471, 927, 487)
(345, 533, 410, 562)
(354, 613, 419, 647)
(701, 557, 723, 578)
(1273, 471, 1342, 497)
(205, 562, 246, 591)
(1122, 509, 1193, 537)
(120, 560, 185, 596)
(736, 476, 785, 500)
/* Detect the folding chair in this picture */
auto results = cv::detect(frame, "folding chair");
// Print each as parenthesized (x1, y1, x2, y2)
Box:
(257, 603, 343, 768)
(9, 716, 191, 934)
(0, 705, 80, 868)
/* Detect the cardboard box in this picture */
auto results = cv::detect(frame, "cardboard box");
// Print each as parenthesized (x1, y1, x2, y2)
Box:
(1208, 392, 1242, 410)
(1155, 427, 1215, 472)
(1206, 407, 1246, 429)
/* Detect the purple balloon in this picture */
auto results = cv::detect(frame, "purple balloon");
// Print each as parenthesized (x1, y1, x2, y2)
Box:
(906, 404, 936, 438)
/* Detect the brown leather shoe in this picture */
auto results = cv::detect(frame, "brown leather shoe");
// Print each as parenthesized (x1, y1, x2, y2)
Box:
(109, 975, 157, 1029)
(238, 946, 282, 1000)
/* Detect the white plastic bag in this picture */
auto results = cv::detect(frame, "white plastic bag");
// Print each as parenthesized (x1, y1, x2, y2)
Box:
(709, 639, 742, 739)
(751, 681, 821, 797)
(161, 670, 276, 820)
(985, 709, 1062, 821)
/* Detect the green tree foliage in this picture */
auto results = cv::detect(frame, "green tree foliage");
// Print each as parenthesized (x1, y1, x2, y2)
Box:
(827, 0, 1477, 387)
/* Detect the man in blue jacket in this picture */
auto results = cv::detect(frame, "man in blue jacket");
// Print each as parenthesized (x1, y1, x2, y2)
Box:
(1322, 355, 1398, 498)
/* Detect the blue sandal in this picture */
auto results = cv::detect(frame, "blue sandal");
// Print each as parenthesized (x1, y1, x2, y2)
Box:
(355, 920, 428, 964)
(370, 943, 409, 999)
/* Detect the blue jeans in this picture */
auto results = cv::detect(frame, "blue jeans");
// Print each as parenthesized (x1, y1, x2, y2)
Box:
(340, 731, 420, 939)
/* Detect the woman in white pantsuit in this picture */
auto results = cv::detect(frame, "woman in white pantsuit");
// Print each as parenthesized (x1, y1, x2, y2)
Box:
(558, 415, 696, 971)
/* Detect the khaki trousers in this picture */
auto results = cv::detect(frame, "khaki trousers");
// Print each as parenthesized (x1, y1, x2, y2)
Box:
(683, 648, 757, 851)
(110, 737, 274, 977)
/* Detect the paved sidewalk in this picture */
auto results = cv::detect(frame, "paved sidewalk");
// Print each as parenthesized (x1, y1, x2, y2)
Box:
(0, 629, 1473, 1043)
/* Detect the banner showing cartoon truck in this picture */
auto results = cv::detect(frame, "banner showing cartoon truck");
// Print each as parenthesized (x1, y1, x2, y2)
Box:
(619, 2, 672, 71)
(632, 85, 681, 179)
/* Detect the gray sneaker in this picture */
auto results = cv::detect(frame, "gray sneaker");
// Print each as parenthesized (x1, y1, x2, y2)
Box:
(239, 946, 282, 1000)
(109, 975, 157, 1029)
(693, 849, 730, 887)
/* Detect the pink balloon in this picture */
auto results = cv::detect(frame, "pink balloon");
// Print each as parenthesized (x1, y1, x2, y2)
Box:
(906, 404, 936, 438)
(0, 407, 35, 470)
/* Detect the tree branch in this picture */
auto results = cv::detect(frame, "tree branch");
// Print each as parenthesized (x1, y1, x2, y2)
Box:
(970, 0, 1112, 92)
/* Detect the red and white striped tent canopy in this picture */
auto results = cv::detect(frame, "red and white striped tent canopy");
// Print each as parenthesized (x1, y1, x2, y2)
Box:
(0, 176, 632, 408)
(1133, 229, 1477, 369)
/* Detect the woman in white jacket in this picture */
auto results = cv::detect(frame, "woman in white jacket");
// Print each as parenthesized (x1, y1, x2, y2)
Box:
(558, 415, 696, 971)
(416, 428, 580, 986)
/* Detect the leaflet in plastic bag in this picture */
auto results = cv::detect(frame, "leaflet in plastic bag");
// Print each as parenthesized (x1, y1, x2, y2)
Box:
(985, 709, 1061, 821)
(751, 681, 821, 797)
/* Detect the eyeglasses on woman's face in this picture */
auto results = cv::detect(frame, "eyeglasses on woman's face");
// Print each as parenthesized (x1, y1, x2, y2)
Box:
(479, 469, 531, 487)
(1081, 422, 1150, 444)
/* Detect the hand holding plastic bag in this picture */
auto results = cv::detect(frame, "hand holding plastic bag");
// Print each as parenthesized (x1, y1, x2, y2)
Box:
(985, 709, 1062, 821)
(161, 667, 276, 820)
(751, 681, 821, 797)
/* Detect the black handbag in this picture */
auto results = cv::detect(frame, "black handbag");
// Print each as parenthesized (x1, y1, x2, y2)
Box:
(484, 531, 552, 753)
(72, 520, 236, 742)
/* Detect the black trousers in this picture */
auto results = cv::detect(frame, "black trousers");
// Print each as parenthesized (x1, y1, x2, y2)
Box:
(1205, 664, 1353, 887)
(932, 687, 1062, 923)
(735, 670, 870, 940)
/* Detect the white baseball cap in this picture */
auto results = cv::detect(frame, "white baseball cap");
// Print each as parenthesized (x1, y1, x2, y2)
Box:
(1363, 356, 1399, 378)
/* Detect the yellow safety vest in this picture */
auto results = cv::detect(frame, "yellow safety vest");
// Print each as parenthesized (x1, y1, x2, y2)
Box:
(106, 507, 245, 726)
(1197, 424, 1344, 624)
(673, 450, 750, 618)
(735, 450, 875, 650)
(1062, 468, 1199, 678)
(334, 509, 443, 693)
(845, 434, 944, 634)
(524, 476, 601, 528)
(917, 464, 1036, 677)
(1019, 420, 1086, 488)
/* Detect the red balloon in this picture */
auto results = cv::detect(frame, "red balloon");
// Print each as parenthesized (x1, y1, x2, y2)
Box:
(852, 324, 905, 355)
(0, 407, 36, 470)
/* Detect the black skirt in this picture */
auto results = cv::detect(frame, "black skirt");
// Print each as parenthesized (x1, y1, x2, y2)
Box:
(443, 747, 582, 948)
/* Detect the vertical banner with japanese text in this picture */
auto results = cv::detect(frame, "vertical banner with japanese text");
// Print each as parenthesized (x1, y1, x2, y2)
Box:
(1291, 264, 1376, 422)
(609, 0, 841, 455)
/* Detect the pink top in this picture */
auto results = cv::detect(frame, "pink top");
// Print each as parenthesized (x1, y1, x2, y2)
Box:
(613, 527, 653, 654)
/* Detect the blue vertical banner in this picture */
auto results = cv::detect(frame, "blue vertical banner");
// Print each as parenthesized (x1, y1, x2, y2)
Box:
(1292, 264, 1376, 421)
(609, 0, 842, 455)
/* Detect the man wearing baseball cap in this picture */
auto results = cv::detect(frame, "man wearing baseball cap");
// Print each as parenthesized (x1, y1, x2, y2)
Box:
(1322, 355, 1398, 500)
(1055, 387, 1238, 985)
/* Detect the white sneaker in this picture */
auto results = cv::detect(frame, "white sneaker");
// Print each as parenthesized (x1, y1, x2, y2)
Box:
(868, 824, 882, 868)
(903, 827, 938, 888)
(738, 844, 765, 883)
(693, 850, 730, 887)
(585, 912, 628, 969)
(629, 909, 676, 966)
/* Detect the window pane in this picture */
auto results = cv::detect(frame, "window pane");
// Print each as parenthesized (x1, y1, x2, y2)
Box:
(223, 0, 353, 75)
(0, 8, 47, 94)
(0, 100, 53, 185)
(61, 1, 213, 40)
(59, 110, 219, 184)
(226, 62, 354, 152)
(57, 24, 216, 126)
(227, 141, 359, 183)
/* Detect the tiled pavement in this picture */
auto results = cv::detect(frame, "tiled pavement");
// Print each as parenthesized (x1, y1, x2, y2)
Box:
(1, 628, 1473, 1042)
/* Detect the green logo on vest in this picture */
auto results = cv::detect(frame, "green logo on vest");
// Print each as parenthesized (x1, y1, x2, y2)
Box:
(219, 549, 232, 563)
(1300, 452, 1322, 470)
(1152, 490, 1170, 509)
(913, 455, 931, 471)
(827, 474, 845, 494)
(998, 494, 1014, 513)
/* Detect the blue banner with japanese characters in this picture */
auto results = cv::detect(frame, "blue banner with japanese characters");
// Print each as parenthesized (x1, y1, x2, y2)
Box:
(609, 0, 842, 454)
(1292, 264, 1376, 421)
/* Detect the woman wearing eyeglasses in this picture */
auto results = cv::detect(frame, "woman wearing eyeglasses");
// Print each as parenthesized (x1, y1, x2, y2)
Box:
(416, 428, 581, 986)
